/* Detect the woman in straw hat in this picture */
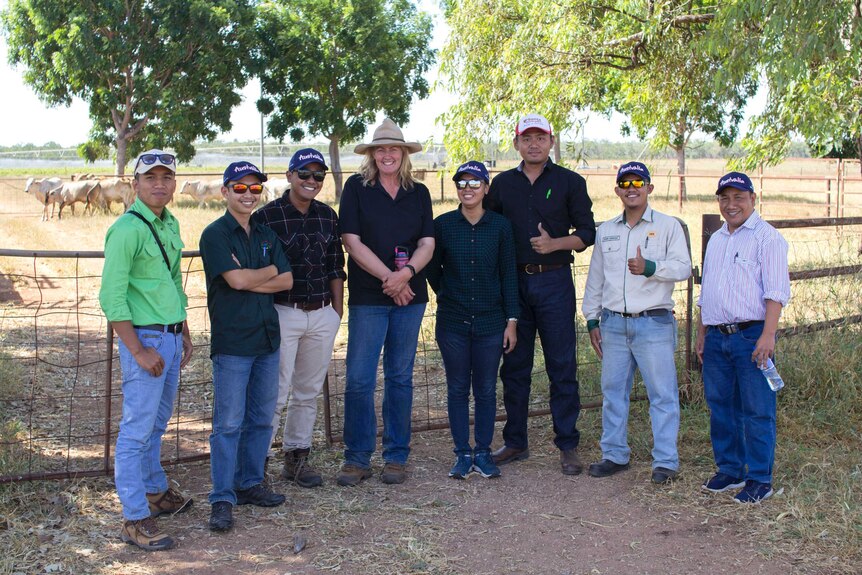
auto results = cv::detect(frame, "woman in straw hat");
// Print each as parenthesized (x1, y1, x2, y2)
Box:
(337, 118, 434, 487)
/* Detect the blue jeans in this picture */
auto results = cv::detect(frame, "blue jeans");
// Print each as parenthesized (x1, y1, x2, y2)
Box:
(116, 328, 182, 521)
(598, 310, 680, 470)
(343, 304, 425, 467)
(702, 323, 777, 483)
(209, 351, 279, 505)
(436, 326, 504, 456)
(500, 267, 580, 450)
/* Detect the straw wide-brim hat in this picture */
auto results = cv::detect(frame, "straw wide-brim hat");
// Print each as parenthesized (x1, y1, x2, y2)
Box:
(354, 118, 422, 154)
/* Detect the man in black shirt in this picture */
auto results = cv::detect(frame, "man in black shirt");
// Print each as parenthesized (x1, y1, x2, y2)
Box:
(486, 114, 596, 475)
(253, 148, 346, 488)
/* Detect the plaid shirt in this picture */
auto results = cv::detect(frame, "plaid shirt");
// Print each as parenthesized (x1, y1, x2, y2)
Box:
(252, 194, 347, 305)
(427, 208, 520, 336)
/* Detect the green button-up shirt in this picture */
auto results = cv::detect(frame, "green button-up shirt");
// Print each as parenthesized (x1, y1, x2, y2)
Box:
(200, 211, 291, 357)
(99, 198, 188, 325)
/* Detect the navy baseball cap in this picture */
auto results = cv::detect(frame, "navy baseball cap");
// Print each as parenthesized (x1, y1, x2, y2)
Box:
(716, 171, 754, 194)
(452, 160, 490, 184)
(223, 161, 268, 185)
(616, 161, 651, 182)
(289, 148, 329, 171)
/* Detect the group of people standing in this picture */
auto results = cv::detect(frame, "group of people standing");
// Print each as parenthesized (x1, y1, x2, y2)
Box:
(98, 114, 790, 552)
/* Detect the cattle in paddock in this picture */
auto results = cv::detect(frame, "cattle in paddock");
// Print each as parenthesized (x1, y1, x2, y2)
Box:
(24, 177, 63, 221)
(70, 173, 97, 181)
(95, 177, 135, 213)
(49, 180, 102, 219)
(264, 178, 289, 202)
(180, 179, 224, 207)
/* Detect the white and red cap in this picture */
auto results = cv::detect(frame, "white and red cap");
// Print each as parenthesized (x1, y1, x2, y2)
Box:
(515, 114, 553, 136)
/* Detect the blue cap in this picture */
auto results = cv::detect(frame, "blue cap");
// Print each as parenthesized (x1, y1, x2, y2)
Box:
(452, 160, 490, 184)
(223, 161, 268, 185)
(616, 161, 651, 182)
(289, 148, 329, 171)
(716, 171, 754, 194)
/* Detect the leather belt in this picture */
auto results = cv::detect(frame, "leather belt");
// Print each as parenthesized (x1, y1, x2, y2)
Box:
(711, 321, 763, 335)
(608, 309, 671, 318)
(133, 322, 183, 334)
(281, 299, 331, 312)
(521, 263, 567, 275)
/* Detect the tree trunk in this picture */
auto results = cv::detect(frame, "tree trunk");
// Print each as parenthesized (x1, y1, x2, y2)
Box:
(675, 144, 687, 202)
(329, 136, 344, 201)
(856, 131, 862, 176)
(554, 137, 561, 163)
(116, 134, 128, 177)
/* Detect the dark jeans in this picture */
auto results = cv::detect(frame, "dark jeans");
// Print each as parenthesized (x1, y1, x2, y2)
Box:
(436, 325, 504, 456)
(500, 266, 580, 451)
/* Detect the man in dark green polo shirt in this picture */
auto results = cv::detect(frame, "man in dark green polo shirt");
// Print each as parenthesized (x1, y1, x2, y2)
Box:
(200, 161, 294, 533)
(100, 149, 194, 551)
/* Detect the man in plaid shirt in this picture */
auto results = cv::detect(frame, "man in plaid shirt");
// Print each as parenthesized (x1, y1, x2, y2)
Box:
(253, 148, 346, 487)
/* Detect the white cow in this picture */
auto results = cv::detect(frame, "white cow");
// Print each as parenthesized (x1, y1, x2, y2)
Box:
(24, 177, 63, 221)
(50, 180, 102, 219)
(96, 177, 135, 213)
(181, 179, 224, 207)
(264, 178, 289, 202)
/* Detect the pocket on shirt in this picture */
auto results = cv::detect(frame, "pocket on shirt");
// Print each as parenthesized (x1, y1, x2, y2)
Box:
(141, 242, 169, 278)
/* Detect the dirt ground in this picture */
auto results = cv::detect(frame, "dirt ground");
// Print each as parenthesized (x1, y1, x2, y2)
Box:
(82, 425, 794, 575)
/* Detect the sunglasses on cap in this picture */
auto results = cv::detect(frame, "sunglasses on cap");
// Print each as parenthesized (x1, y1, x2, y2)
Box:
(229, 183, 264, 195)
(295, 169, 326, 182)
(136, 153, 175, 167)
(456, 180, 483, 190)
(617, 179, 647, 189)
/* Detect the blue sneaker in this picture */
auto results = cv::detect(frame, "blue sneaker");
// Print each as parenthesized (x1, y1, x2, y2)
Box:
(472, 452, 501, 478)
(734, 480, 773, 504)
(702, 472, 745, 493)
(448, 454, 473, 479)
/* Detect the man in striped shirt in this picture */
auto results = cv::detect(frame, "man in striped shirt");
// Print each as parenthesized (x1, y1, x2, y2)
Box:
(695, 171, 791, 504)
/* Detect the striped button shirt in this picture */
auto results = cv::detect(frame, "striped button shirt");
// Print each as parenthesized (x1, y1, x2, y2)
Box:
(698, 211, 790, 325)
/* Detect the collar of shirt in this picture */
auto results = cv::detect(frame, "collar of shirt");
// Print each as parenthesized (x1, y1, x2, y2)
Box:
(719, 210, 761, 236)
(456, 206, 491, 225)
(283, 194, 321, 216)
(516, 158, 551, 174)
(130, 197, 176, 226)
(611, 205, 655, 228)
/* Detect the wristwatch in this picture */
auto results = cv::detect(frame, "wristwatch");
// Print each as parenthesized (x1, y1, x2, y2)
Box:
(507, 317, 518, 322)
(404, 264, 416, 277)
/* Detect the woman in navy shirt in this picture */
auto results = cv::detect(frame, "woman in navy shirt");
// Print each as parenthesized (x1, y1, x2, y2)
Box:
(427, 161, 519, 480)
(337, 118, 434, 486)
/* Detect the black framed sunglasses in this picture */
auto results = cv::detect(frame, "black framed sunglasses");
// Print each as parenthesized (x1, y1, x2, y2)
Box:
(230, 183, 264, 195)
(295, 169, 326, 182)
(456, 180, 483, 190)
(617, 179, 646, 189)
(137, 153, 175, 167)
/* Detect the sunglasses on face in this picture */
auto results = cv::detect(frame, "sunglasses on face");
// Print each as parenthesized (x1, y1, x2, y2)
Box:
(295, 169, 326, 182)
(617, 179, 647, 189)
(456, 180, 483, 190)
(230, 183, 264, 195)
(137, 153, 175, 166)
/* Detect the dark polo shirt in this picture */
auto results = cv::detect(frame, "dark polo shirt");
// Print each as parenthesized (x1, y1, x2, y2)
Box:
(200, 211, 292, 357)
(486, 159, 596, 265)
(339, 173, 434, 306)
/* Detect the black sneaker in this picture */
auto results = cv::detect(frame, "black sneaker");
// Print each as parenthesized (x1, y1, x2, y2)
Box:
(209, 501, 233, 532)
(651, 467, 678, 484)
(235, 484, 286, 507)
(588, 459, 629, 478)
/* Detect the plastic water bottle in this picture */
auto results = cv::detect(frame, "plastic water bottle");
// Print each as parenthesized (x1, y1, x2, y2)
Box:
(394, 246, 409, 270)
(760, 358, 785, 392)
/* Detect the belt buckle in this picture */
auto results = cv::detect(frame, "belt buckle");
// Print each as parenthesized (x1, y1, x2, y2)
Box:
(525, 264, 537, 275)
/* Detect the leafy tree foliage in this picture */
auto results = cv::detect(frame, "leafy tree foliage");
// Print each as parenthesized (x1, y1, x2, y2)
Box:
(439, 0, 754, 198)
(2, 0, 256, 175)
(256, 0, 435, 198)
(712, 1, 862, 173)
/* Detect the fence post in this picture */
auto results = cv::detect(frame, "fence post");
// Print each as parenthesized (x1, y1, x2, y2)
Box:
(701, 214, 722, 270)
(440, 172, 444, 202)
(103, 321, 114, 476)
(826, 178, 832, 218)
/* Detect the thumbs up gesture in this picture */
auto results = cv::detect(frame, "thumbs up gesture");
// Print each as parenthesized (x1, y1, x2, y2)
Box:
(628, 245, 647, 275)
(530, 222, 555, 254)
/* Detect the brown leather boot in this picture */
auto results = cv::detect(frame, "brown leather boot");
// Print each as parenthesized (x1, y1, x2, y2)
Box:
(282, 448, 323, 488)
(120, 517, 175, 551)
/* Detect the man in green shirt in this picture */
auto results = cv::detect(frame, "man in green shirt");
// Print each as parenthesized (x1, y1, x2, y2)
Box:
(99, 150, 194, 551)
(200, 161, 294, 533)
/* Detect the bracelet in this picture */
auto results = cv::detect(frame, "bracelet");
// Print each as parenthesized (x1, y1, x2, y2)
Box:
(507, 317, 518, 323)
(405, 264, 416, 277)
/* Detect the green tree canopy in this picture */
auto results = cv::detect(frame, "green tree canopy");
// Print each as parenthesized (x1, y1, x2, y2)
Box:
(2, 0, 257, 175)
(711, 1, 862, 173)
(439, 0, 755, 198)
(256, 0, 435, 198)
